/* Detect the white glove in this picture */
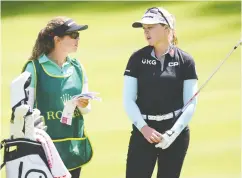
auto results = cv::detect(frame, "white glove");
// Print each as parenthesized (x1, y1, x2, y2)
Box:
(33, 109, 47, 131)
(25, 108, 47, 140)
(10, 104, 47, 140)
(155, 130, 179, 149)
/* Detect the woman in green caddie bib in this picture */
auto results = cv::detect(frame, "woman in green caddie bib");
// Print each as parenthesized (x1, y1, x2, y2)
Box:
(23, 16, 93, 178)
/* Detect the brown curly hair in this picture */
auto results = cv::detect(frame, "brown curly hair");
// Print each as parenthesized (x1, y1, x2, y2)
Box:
(28, 16, 69, 60)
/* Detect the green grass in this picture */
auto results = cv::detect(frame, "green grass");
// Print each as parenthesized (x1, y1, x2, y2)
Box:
(1, 1, 241, 178)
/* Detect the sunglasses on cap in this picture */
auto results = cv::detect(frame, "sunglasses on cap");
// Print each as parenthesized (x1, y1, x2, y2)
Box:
(145, 7, 171, 28)
(62, 31, 79, 39)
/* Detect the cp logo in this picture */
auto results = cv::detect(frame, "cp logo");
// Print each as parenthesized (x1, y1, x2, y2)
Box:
(168, 62, 179, 67)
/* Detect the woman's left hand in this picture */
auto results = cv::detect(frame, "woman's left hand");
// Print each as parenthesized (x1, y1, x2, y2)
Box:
(76, 98, 89, 108)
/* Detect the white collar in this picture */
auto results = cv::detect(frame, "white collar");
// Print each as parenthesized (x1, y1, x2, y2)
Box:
(151, 46, 171, 60)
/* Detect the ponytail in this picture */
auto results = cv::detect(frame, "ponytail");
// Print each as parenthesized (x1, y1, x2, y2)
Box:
(28, 16, 68, 61)
(28, 28, 55, 60)
(172, 30, 178, 45)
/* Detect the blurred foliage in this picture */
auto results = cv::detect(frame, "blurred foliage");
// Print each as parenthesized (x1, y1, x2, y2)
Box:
(195, 1, 241, 16)
(2, 1, 170, 18)
(2, 1, 240, 18)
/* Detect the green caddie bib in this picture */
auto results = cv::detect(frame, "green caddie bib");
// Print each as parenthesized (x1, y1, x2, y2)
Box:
(23, 59, 93, 171)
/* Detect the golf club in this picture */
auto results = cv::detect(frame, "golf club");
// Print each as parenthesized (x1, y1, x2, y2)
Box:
(177, 39, 241, 117)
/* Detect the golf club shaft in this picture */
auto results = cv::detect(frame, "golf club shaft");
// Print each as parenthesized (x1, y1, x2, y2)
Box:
(177, 40, 241, 117)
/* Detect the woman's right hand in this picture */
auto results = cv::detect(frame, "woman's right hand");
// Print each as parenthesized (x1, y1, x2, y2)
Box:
(140, 125, 162, 143)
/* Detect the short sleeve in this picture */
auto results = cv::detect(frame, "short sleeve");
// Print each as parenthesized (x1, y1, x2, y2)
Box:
(74, 59, 88, 84)
(81, 65, 88, 84)
(181, 56, 198, 80)
(124, 53, 139, 78)
(24, 62, 36, 88)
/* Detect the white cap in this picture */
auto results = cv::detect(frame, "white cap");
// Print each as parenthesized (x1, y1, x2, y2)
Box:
(132, 7, 175, 29)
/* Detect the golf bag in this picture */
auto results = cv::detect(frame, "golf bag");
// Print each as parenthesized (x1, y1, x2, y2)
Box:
(0, 71, 70, 178)
(0, 138, 53, 178)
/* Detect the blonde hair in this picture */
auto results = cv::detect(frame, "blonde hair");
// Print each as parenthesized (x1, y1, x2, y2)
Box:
(170, 15, 178, 45)
(28, 16, 69, 60)
(172, 30, 178, 45)
(163, 24, 178, 46)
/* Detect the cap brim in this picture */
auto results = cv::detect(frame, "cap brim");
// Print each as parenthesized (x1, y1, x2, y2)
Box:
(132, 19, 163, 28)
(66, 24, 88, 32)
(132, 21, 143, 28)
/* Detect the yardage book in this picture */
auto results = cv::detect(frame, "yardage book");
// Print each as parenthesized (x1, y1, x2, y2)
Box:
(60, 92, 102, 125)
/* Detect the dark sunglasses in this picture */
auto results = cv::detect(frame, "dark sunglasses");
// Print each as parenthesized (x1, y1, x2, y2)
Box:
(63, 31, 80, 39)
(145, 7, 171, 28)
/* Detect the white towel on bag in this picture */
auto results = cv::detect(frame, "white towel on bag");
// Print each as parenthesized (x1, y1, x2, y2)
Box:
(35, 129, 71, 178)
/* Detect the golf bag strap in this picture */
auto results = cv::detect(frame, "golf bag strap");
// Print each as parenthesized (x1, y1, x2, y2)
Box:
(0, 162, 5, 170)
(0, 140, 6, 170)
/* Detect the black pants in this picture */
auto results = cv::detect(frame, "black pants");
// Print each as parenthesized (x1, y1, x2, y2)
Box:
(70, 168, 81, 178)
(126, 121, 190, 178)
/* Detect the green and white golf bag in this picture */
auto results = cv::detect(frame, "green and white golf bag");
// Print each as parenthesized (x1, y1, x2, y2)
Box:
(0, 72, 54, 178)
